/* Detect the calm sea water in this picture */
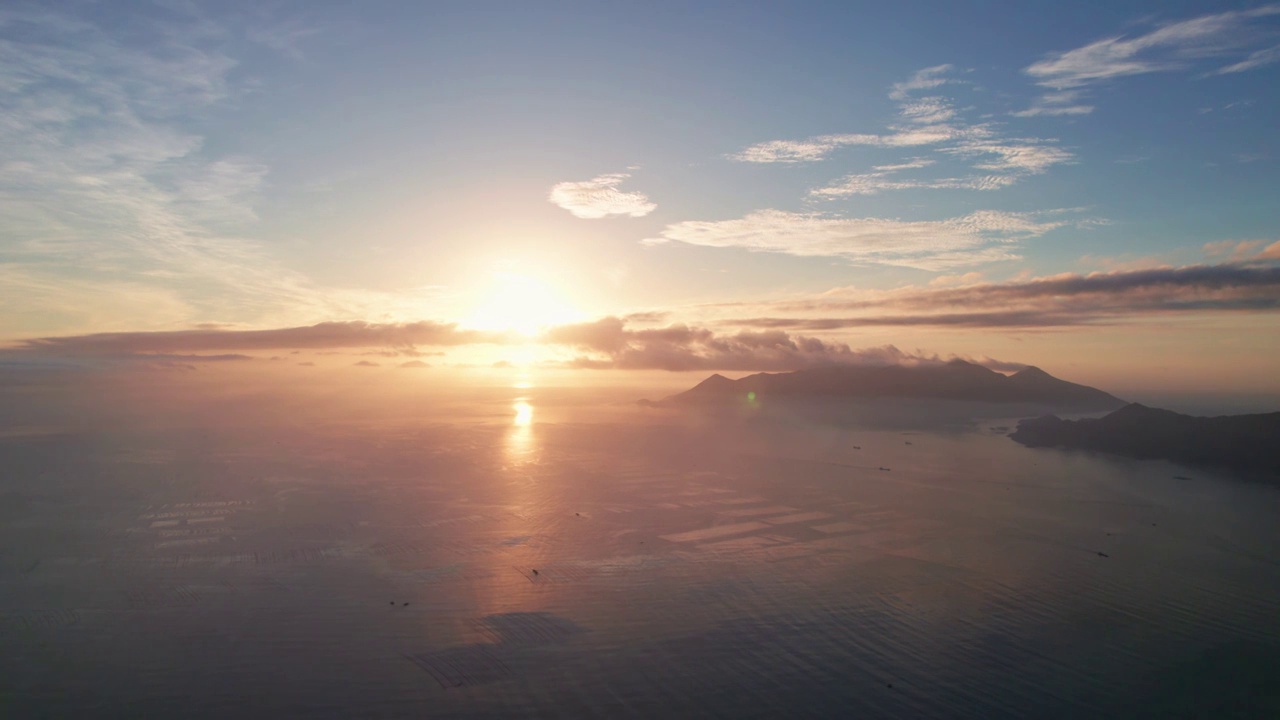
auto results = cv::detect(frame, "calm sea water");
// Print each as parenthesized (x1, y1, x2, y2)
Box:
(2, 383, 1278, 718)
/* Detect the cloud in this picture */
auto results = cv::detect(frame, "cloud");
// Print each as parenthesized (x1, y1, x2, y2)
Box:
(889, 64, 957, 100)
(398, 360, 430, 368)
(729, 138, 854, 164)
(1217, 44, 1280, 74)
(723, 262, 1280, 329)
(622, 310, 671, 324)
(898, 98, 956, 124)
(0, 6, 446, 338)
(154, 353, 254, 362)
(548, 173, 656, 219)
(947, 142, 1074, 174)
(930, 272, 984, 287)
(731, 64, 1070, 198)
(1012, 91, 1095, 117)
(1259, 240, 1280, 261)
(730, 126, 983, 163)
(644, 209, 1074, 270)
(1011, 105, 1095, 117)
(145, 361, 199, 372)
(11, 321, 506, 357)
(11, 264, 1278, 373)
(730, 68, 986, 163)
(811, 164, 1018, 198)
(873, 158, 935, 172)
(729, 66, 986, 165)
(1203, 239, 1268, 262)
(1024, 6, 1280, 89)
(545, 316, 978, 372)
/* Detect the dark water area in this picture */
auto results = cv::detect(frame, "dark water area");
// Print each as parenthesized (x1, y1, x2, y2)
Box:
(2, 383, 1279, 718)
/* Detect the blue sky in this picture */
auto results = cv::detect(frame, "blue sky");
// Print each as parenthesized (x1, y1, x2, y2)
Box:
(2, 1, 1279, 391)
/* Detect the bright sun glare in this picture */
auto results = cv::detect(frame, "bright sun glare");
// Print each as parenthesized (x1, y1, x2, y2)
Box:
(465, 271, 579, 336)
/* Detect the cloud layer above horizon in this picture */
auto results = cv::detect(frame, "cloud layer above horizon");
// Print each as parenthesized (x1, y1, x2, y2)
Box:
(1, 2, 1278, 392)
(8, 260, 1279, 373)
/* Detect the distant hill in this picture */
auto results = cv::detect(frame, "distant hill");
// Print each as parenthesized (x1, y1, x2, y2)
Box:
(1010, 403, 1280, 475)
(651, 360, 1125, 410)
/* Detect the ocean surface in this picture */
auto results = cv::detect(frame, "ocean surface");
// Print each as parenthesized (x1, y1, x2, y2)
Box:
(2, 380, 1279, 718)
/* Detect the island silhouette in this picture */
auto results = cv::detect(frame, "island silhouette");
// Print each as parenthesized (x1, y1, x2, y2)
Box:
(647, 360, 1126, 410)
(1010, 403, 1280, 475)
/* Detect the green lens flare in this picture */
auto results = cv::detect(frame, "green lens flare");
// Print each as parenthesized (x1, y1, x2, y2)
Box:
(747, 391, 756, 402)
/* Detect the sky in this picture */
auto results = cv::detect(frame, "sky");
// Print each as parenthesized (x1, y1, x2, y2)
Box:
(2, 0, 1279, 397)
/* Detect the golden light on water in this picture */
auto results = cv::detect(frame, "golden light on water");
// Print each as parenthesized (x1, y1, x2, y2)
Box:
(513, 399, 533, 426)
(505, 397, 537, 462)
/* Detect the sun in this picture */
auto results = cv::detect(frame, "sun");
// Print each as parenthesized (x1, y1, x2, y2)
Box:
(464, 270, 580, 336)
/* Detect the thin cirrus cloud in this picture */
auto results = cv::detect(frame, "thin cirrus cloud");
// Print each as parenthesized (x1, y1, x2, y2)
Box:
(719, 262, 1280, 330)
(810, 164, 1017, 198)
(12, 321, 508, 357)
(1217, 44, 1280, 74)
(644, 209, 1077, 270)
(733, 64, 1073, 200)
(0, 5, 434, 335)
(728, 126, 981, 163)
(811, 141, 1071, 198)
(1011, 90, 1095, 118)
(729, 68, 984, 164)
(548, 173, 656, 219)
(1017, 5, 1280, 114)
(1025, 5, 1280, 89)
(887, 64, 957, 100)
(729, 126, 986, 164)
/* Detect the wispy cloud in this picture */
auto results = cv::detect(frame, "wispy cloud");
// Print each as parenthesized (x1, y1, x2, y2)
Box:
(1203, 239, 1268, 263)
(729, 127, 981, 163)
(644, 209, 1077, 270)
(811, 173, 1016, 198)
(1011, 105, 1095, 118)
(944, 141, 1074, 174)
(1011, 90, 1094, 118)
(810, 158, 1017, 198)
(548, 173, 656, 219)
(898, 97, 957, 124)
(719, 262, 1280, 329)
(888, 64, 957, 101)
(11, 321, 507, 356)
(1025, 6, 1280, 89)
(1217, 44, 1280, 74)
(731, 66, 989, 164)
(872, 159, 934, 172)
(0, 5, 427, 337)
(734, 65, 1072, 199)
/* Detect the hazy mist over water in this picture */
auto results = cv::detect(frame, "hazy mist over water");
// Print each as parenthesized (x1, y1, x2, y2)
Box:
(2, 372, 1278, 718)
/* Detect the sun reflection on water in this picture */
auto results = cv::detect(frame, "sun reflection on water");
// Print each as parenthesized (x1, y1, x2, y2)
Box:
(505, 398, 536, 461)
(513, 400, 533, 426)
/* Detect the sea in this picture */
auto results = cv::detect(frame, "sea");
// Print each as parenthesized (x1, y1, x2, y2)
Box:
(2, 375, 1278, 718)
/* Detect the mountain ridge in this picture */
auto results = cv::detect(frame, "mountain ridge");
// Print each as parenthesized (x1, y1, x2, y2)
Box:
(1010, 403, 1280, 476)
(651, 361, 1125, 410)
